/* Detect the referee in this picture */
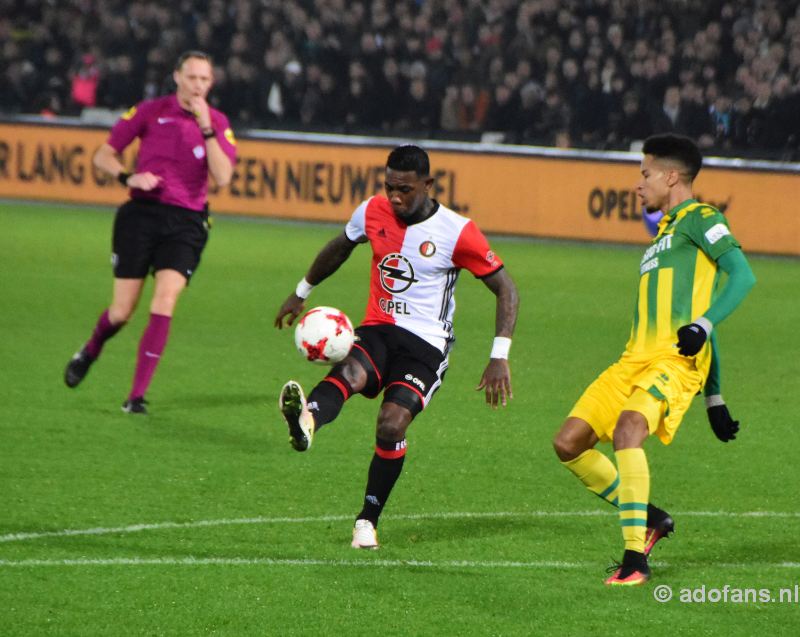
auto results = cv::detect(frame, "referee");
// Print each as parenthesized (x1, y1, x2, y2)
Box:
(64, 51, 237, 414)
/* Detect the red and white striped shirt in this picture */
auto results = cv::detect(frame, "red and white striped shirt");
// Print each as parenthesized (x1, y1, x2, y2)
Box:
(345, 196, 503, 353)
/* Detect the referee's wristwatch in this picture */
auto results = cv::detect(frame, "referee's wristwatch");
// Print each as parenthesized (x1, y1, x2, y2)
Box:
(201, 127, 215, 140)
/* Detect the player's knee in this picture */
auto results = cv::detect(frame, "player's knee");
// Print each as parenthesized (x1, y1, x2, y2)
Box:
(376, 403, 412, 442)
(613, 412, 648, 449)
(376, 420, 408, 442)
(553, 417, 597, 461)
(553, 429, 580, 462)
(336, 358, 368, 393)
(109, 302, 136, 324)
(151, 291, 181, 315)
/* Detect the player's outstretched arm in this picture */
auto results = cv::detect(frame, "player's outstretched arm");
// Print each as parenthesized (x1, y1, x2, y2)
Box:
(475, 269, 519, 408)
(274, 232, 361, 329)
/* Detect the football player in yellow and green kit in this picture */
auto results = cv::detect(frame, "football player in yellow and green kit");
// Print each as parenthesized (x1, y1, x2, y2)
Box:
(553, 134, 756, 586)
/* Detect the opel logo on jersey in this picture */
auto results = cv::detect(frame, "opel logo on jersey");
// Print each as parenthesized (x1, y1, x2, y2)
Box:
(419, 241, 436, 257)
(378, 253, 418, 293)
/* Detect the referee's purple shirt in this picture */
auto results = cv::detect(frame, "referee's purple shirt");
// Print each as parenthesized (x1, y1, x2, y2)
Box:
(108, 94, 237, 212)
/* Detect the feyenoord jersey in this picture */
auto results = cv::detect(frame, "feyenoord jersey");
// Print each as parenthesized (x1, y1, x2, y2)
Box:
(345, 196, 503, 353)
(626, 199, 740, 362)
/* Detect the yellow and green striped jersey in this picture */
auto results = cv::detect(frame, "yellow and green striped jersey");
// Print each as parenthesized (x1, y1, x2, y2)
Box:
(626, 199, 740, 362)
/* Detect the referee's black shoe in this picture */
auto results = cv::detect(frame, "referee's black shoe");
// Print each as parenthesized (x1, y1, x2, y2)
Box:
(122, 397, 148, 415)
(64, 347, 95, 388)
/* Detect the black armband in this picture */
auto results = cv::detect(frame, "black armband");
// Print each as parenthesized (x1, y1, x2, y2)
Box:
(117, 171, 131, 186)
(201, 128, 215, 140)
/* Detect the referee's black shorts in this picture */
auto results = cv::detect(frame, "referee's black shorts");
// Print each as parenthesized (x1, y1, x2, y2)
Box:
(111, 198, 210, 282)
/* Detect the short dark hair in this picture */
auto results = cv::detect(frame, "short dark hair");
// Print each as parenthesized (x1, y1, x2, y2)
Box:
(642, 134, 702, 181)
(386, 145, 430, 177)
(175, 50, 213, 71)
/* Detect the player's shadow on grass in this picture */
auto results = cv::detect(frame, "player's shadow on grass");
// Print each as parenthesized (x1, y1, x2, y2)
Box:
(159, 392, 269, 411)
(392, 516, 602, 548)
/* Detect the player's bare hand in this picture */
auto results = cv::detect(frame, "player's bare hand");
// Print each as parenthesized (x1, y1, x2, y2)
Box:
(274, 294, 306, 329)
(127, 172, 162, 191)
(189, 95, 211, 129)
(476, 358, 513, 409)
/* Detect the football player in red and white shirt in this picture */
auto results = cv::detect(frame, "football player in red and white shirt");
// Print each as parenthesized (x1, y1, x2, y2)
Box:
(275, 145, 519, 549)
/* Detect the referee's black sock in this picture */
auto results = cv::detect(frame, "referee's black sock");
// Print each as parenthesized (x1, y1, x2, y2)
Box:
(357, 437, 407, 528)
(307, 374, 352, 428)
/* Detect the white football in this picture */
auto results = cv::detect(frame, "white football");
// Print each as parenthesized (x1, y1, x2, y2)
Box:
(294, 306, 355, 365)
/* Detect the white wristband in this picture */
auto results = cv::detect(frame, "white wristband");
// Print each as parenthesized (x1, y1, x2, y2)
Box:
(490, 336, 511, 359)
(295, 278, 314, 299)
(705, 394, 725, 408)
(694, 316, 713, 336)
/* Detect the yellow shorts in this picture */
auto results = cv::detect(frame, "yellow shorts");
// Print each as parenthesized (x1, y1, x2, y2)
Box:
(568, 349, 704, 445)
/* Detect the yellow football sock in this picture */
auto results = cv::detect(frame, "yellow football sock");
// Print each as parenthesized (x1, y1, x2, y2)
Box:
(615, 448, 650, 553)
(561, 449, 619, 507)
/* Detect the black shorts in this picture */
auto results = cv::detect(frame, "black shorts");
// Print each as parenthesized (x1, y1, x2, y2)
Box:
(111, 199, 210, 282)
(349, 324, 448, 416)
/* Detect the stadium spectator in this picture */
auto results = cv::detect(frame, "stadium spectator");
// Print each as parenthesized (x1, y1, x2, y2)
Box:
(97, 55, 143, 109)
(571, 70, 608, 145)
(516, 80, 545, 143)
(274, 144, 519, 549)
(69, 54, 101, 111)
(374, 57, 408, 131)
(535, 90, 571, 145)
(63, 51, 236, 415)
(609, 91, 652, 150)
(679, 82, 714, 144)
(730, 94, 757, 149)
(437, 84, 458, 133)
(485, 83, 522, 135)
(0, 58, 37, 114)
(400, 76, 439, 133)
(709, 94, 735, 149)
(650, 86, 686, 135)
(455, 82, 490, 132)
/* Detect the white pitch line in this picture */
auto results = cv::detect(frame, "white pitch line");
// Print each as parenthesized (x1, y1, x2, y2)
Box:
(0, 557, 798, 570)
(0, 557, 589, 569)
(1, 510, 799, 545)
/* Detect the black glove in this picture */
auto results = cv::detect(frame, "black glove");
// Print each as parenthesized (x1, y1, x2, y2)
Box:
(707, 404, 740, 442)
(676, 323, 707, 356)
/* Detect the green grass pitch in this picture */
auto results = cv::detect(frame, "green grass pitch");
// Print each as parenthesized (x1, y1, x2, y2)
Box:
(1, 201, 798, 635)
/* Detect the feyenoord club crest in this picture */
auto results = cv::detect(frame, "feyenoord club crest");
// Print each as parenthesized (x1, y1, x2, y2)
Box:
(419, 241, 436, 257)
(377, 253, 418, 293)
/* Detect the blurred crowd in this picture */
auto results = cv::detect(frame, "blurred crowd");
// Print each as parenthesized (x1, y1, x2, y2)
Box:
(3, 0, 800, 158)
